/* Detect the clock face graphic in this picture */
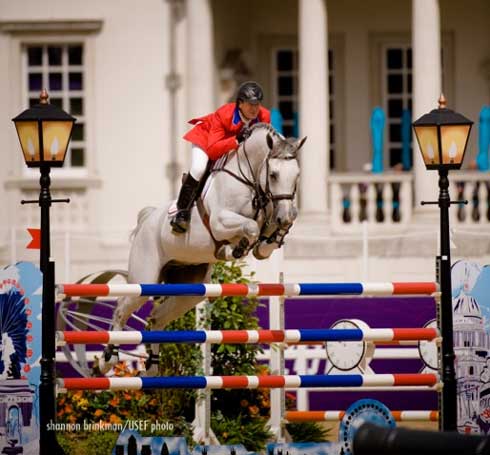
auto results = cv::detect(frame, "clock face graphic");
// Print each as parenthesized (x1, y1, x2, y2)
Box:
(325, 319, 367, 371)
(418, 318, 439, 370)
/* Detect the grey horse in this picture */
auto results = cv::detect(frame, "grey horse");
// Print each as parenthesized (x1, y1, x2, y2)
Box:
(100, 123, 305, 373)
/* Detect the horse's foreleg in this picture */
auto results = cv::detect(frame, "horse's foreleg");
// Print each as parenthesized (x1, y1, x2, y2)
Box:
(210, 209, 260, 259)
(253, 239, 280, 260)
(99, 295, 148, 374)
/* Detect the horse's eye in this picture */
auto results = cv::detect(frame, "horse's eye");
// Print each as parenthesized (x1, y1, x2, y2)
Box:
(270, 172, 278, 181)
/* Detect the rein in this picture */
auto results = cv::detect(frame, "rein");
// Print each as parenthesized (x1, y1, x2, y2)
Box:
(212, 138, 297, 214)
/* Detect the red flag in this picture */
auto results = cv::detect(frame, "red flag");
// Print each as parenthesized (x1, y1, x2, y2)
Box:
(26, 228, 41, 249)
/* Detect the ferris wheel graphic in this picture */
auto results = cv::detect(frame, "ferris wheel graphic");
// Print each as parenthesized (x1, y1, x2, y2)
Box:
(0, 283, 28, 380)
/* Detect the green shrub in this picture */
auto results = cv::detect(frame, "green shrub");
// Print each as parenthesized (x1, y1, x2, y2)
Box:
(204, 261, 273, 452)
(286, 422, 329, 442)
(155, 304, 202, 421)
(211, 410, 272, 449)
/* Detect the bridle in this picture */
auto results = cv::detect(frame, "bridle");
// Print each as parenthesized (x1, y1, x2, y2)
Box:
(213, 135, 297, 217)
(261, 155, 298, 204)
(211, 133, 298, 248)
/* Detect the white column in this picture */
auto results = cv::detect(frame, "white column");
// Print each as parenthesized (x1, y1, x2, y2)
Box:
(412, 0, 441, 209)
(298, 0, 329, 216)
(186, 0, 215, 119)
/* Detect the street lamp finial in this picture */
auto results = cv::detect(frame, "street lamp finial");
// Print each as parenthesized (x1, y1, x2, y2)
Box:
(40, 88, 49, 105)
(438, 93, 447, 109)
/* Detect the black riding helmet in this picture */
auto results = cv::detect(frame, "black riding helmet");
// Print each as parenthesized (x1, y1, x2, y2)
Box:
(236, 81, 264, 105)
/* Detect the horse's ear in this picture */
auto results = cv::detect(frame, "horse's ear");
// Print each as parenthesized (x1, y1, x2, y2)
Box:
(296, 136, 307, 151)
(266, 133, 274, 150)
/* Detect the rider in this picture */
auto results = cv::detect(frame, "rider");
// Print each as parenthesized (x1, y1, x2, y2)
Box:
(170, 81, 271, 234)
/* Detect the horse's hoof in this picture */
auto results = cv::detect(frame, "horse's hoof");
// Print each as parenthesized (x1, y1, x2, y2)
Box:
(145, 352, 160, 370)
(252, 244, 267, 260)
(97, 345, 119, 374)
(103, 345, 118, 362)
(232, 238, 249, 258)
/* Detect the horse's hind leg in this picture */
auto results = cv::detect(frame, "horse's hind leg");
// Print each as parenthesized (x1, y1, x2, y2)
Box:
(145, 264, 212, 375)
(98, 294, 148, 374)
(149, 295, 205, 330)
(100, 232, 164, 374)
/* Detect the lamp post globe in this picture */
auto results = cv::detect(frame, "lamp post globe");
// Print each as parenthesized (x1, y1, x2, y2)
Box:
(13, 88, 75, 168)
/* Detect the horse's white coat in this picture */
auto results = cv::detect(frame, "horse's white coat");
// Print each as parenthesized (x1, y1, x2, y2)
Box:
(100, 124, 305, 374)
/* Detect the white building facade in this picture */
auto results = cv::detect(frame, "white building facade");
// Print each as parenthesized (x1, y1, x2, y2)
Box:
(0, 0, 490, 284)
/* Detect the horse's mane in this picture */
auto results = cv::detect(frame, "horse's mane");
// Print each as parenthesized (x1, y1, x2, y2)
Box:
(250, 122, 282, 140)
(249, 122, 300, 160)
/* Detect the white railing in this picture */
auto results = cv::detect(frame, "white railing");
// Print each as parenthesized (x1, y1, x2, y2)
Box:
(329, 170, 490, 232)
(329, 171, 413, 233)
(449, 171, 490, 226)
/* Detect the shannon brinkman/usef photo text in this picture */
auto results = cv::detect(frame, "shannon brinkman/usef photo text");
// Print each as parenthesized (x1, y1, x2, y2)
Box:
(46, 419, 175, 433)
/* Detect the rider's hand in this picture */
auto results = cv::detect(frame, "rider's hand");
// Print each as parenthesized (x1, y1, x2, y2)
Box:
(236, 127, 250, 144)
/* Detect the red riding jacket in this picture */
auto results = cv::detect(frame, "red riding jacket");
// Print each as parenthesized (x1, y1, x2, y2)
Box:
(183, 102, 271, 160)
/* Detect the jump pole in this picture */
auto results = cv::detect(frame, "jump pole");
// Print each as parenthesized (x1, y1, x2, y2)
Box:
(58, 373, 440, 391)
(284, 410, 440, 423)
(56, 280, 441, 439)
(267, 282, 441, 434)
(56, 328, 440, 345)
(57, 281, 439, 298)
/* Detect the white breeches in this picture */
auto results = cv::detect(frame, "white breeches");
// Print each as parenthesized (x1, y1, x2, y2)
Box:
(189, 145, 209, 181)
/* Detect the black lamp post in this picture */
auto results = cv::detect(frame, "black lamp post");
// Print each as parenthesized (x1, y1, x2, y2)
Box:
(413, 94, 473, 432)
(12, 89, 75, 454)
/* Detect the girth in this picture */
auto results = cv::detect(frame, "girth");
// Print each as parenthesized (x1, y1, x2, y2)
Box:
(196, 197, 229, 259)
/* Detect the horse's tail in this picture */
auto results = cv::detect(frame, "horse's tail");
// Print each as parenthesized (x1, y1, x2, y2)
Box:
(130, 206, 157, 241)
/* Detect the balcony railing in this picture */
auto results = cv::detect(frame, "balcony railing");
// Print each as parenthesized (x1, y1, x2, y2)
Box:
(329, 172, 413, 233)
(329, 171, 490, 232)
(450, 172, 490, 226)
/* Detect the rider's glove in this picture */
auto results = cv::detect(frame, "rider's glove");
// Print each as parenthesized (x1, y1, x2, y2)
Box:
(236, 127, 251, 144)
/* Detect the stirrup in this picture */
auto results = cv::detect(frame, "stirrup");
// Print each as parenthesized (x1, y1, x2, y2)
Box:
(170, 210, 190, 234)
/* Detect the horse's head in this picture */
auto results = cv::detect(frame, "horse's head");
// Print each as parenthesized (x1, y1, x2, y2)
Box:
(261, 133, 306, 228)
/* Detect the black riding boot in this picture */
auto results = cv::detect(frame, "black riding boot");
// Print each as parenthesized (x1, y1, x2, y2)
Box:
(170, 174, 200, 233)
